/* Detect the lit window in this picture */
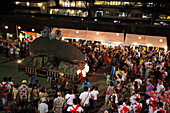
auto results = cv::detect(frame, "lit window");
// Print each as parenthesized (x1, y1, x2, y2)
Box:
(26, 2, 30, 6)
(15, 1, 20, 5)
(37, 3, 42, 7)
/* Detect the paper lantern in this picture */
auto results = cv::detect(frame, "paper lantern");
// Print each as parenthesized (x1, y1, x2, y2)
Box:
(164, 94, 167, 97)
(148, 92, 151, 95)
(151, 91, 154, 94)
(159, 95, 163, 99)
(164, 91, 168, 94)
(153, 94, 156, 98)
(154, 91, 158, 94)
(168, 95, 170, 99)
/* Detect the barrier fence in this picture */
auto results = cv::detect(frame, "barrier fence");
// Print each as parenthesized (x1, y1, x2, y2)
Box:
(18, 65, 81, 83)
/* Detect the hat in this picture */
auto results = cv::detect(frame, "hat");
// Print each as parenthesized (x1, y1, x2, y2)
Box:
(22, 80, 27, 84)
(41, 97, 46, 102)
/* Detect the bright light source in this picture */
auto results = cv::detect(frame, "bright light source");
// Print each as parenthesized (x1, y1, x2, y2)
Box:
(43, 6, 45, 10)
(17, 60, 22, 64)
(76, 38, 79, 42)
(96, 32, 99, 35)
(32, 29, 35, 32)
(10, 34, 13, 37)
(116, 33, 119, 36)
(81, 18, 83, 21)
(33, 36, 36, 39)
(15, 1, 20, 5)
(84, 64, 89, 73)
(76, 31, 79, 34)
(18, 26, 21, 29)
(138, 37, 141, 39)
(26, 2, 30, 6)
(37, 3, 42, 7)
(159, 39, 163, 42)
(94, 19, 97, 21)
(133, 42, 137, 46)
(5, 26, 8, 29)
(147, 44, 152, 47)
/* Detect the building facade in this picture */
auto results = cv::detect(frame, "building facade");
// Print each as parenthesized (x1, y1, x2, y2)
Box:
(13, 0, 170, 24)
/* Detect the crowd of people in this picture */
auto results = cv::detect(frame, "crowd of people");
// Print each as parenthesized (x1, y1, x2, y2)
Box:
(0, 38, 30, 59)
(0, 76, 99, 113)
(74, 41, 170, 113)
(0, 38, 170, 113)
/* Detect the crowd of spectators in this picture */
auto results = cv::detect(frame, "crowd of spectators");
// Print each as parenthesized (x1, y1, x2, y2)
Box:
(0, 38, 30, 59)
(0, 39, 170, 113)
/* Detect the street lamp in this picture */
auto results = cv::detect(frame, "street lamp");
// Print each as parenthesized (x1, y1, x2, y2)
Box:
(32, 28, 35, 32)
(159, 39, 163, 42)
(18, 26, 21, 29)
(5, 26, 8, 29)
(138, 37, 141, 39)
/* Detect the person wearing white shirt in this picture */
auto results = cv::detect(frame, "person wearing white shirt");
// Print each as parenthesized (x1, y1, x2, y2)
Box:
(0, 77, 11, 106)
(90, 86, 99, 112)
(134, 77, 142, 89)
(154, 102, 166, 113)
(130, 90, 141, 105)
(38, 97, 48, 113)
(118, 99, 131, 113)
(131, 98, 142, 113)
(79, 86, 91, 113)
(67, 99, 84, 113)
(65, 89, 76, 106)
(156, 81, 165, 98)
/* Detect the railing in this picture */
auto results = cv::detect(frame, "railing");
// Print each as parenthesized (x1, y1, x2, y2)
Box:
(18, 65, 81, 83)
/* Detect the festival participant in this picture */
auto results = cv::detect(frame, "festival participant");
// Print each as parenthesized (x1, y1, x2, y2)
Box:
(130, 90, 141, 105)
(132, 98, 142, 113)
(67, 99, 84, 113)
(90, 86, 99, 112)
(104, 81, 114, 105)
(161, 67, 168, 82)
(118, 99, 131, 113)
(79, 86, 91, 113)
(58, 73, 68, 95)
(39, 87, 49, 103)
(18, 80, 29, 112)
(32, 84, 39, 112)
(65, 89, 76, 106)
(38, 97, 48, 113)
(82, 78, 91, 92)
(146, 94, 158, 113)
(156, 80, 165, 98)
(134, 76, 142, 89)
(145, 80, 154, 99)
(154, 102, 166, 113)
(53, 91, 67, 113)
(0, 77, 11, 107)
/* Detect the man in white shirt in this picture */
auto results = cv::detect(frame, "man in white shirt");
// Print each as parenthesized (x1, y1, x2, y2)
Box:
(67, 99, 84, 113)
(38, 97, 48, 113)
(79, 86, 91, 113)
(118, 99, 131, 113)
(156, 81, 165, 98)
(90, 86, 99, 112)
(0, 77, 11, 107)
(134, 76, 142, 89)
(65, 89, 76, 106)
(130, 90, 141, 105)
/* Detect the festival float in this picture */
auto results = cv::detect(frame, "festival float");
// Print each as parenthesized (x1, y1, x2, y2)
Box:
(18, 28, 89, 83)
